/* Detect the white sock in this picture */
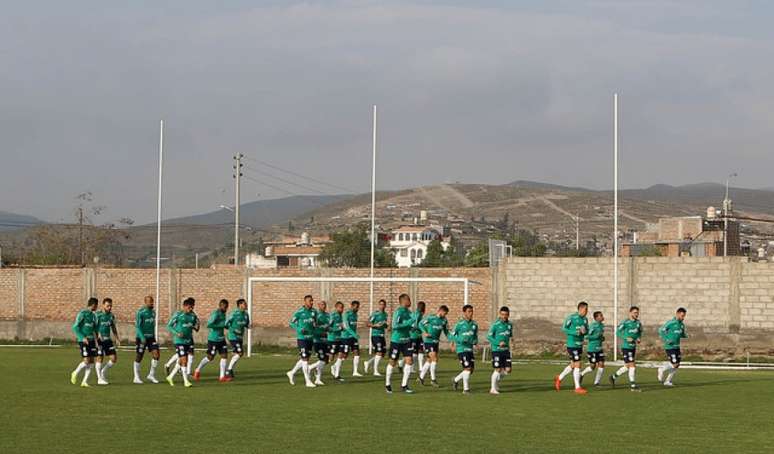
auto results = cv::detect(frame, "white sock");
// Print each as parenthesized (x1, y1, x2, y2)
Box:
(73, 361, 87, 377)
(373, 355, 382, 374)
(461, 370, 471, 391)
(353, 355, 360, 374)
(401, 364, 412, 387)
(615, 366, 628, 377)
(333, 358, 343, 377)
(196, 357, 211, 373)
(419, 361, 431, 379)
(454, 371, 465, 383)
(594, 367, 604, 385)
(316, 361, 325, 379)
(102, 360, 114, 379)
(149, 359, 158, 378)
(181, 364, 191, 385)
(628, 367, 636, 384)
(168, 363, 180, 380)
(580, 366, 593, 377)
(165, 354, 177, 368)
(430, 362, 438, 381)
(301, 361, 313, 384)
(186, 355, 194, 375)
(491, 371, 500, 390)
(558, 365, 573, 381)
(133, 361, 141, 380)
(219, 358, 227, 379)
(228, 354, 241, 371)
(385, 364, 394, 386)
(418, 353, 425, 371)
(572, 367, 581, 389)
(666, 368, 678, 384)
(82, 363, 93, 384)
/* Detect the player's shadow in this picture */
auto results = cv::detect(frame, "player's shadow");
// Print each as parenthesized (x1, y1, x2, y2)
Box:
(494, 376, 770, 394)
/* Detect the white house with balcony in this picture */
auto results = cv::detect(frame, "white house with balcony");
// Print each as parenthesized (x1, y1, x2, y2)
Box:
(389, 225, 448, 267)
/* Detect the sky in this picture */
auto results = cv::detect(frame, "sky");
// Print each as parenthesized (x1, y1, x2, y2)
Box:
(1, 0, 773, 224)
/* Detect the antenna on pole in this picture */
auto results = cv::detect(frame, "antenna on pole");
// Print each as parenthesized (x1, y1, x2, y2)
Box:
(613, 94, 619, 363)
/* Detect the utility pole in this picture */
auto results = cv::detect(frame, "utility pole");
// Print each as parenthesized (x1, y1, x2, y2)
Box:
(78, 206, 84, 266)
(723, 173, 737, 257)
(575, 212, 580, 252)
(233, 154, 243, 266)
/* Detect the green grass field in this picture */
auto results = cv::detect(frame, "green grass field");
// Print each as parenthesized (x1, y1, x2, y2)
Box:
(2, 347, 773, 453)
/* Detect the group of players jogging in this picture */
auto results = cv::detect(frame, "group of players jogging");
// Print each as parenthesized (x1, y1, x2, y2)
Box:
(69, 292, 688, 394)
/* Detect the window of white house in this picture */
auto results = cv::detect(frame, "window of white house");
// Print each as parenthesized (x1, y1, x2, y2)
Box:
(417, 249, 423, 259)
(410, 249, 416, 260)
(400, 249, 408, 257)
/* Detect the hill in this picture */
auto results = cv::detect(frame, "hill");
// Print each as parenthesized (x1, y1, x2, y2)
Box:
(0, 211, 46, 231)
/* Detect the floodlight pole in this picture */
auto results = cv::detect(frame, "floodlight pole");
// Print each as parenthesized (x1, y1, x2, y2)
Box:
(613, 94, 619, 362)
(154, 120, 164, 339)
(369, 105, 377, 355)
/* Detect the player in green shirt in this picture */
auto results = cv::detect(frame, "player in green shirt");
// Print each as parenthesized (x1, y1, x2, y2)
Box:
(657, 307, 688, 387)
(417, 305, 449, 387)
(385, 293, 416, 394)
(487, 306, 514, 395)
(164, 298, 200, 377)
(70, 297, 99, 387)
(286, 295, 317, 388)
(406, 301, 426, 374)
(133, 295, 161, 384)
(363, 299, 389, 376)
(194, 299, 230, 382)
(164, 298, 198, 387)
(309, 300, 330, 385)
(450, 304, 479, 394)
(579, 311, 606, 387)
(610, 306, 643, 391)
(94, 298, 120, 385)
(554, 301, 589, 394)
(341, 300, 363, 377)
(225, 298, 251, 380)
(327, 301, 346, 381)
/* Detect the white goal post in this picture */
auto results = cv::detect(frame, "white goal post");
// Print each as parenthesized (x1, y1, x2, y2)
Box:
(246, 276, 475, 357)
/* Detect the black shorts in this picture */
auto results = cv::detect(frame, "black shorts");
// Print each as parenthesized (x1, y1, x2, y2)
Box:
(411, 338, 424, 353)
(98, 339, 116, 356)
(79, 339, 98, 358)
(491, 350, 512, 369)
(389, 342, 414, 361)
(371, 336, 387, 354)
(587, 351, 605, 364)
(341, 337, 359, 354)
(666, 348, 681, 365)
(327, 341, 343, 356)
(458, 351, 475, 370)
(135, 336, 159, 354)
(175, 344, 193, 358)
(567, 347, 583, 362)
(297, 339, 314, 360)
(622, 348, 637, 363)
(423, 342, 439, 354)
(207, 341, 228, 356)
(314, 341, 329, 362)
(230, 340, 244, 355)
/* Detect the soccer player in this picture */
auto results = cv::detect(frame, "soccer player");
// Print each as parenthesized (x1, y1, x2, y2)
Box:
(610, 306, 643, 392)
(385, 293, 416, 394)
(657, 307, 688, 387)
(327, 301, 345, 381)
(194, 299, 230, 382)
(554, 301, 589, 394)
(225, 298, 251, 379)
(417, 304, 449, 387)
(134, 295, 160, 384)
(487, 306, 513, 395)
(165, 298, 197, 387)
(95, 298, 120, 385)
(580, 311, 606, 387)
(286, 295, 317, 388)
(409, 301, 426, 373)
(363, 299, 389, 376)
(341, 300, 362, 377)
(309, 300, 330, 385)
(450, 304, 479, 394)
(70, 297, 99, 387)
(164, 298, 199, 376)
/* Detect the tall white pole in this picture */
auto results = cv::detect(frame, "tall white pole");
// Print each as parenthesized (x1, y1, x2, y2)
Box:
(369, 105, 377, 355)
(613, 94, 619, 362)
(155, 120, 164, 339)
(234, 154, 243, 266)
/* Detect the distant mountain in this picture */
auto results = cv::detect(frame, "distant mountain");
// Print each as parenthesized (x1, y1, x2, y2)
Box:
(159, 195, 352, 229)
(0, 211, 46, 231)
(620, 183, 774, 215)
(508, 180, 592, 193)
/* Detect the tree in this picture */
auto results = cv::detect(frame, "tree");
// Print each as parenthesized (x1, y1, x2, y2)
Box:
(319, 224, 395, 267)
(464, 240, 489, 267)
(420, 238, 464, 267)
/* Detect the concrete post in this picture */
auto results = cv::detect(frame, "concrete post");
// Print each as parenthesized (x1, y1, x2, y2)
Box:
(728, 257, 742, 333)
(16, 269, 25, 340)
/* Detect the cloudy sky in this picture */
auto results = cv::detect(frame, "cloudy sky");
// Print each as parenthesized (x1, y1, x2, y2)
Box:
(1, 1, 773, 223)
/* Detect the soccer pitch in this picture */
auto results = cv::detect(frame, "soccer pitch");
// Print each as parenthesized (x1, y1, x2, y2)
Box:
(2, 348, 773, 454)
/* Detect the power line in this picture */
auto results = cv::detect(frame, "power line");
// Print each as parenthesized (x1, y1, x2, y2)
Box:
(242, 156, 358, 194)
(243, 165, 339, 196)
(241, 174, 332, 209)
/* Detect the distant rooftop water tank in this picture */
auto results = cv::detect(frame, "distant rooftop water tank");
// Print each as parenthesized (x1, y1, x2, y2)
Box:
(706, 206, 717, 219)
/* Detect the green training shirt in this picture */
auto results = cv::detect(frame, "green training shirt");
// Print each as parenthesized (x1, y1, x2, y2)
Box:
(206, 309, 227, 342)
(167, 310, 198, 345)
(327, 311, 344, 342)
(586, 320, 605, 353)
(369, 310, 388, 337)
(313, 310, 331, 343)
(617, 319, 643, 350)
(562, 312, 589, 348)
(290, 306, 315, 340)
(450, 319, 479, 353)
(341, 309, 359, 340)
(225, 309, 250, 341)
(419, 314, 448, 344)
(410, 311, 424, 340)
(96, 311, 115, 340)
(135, 306, 156, 339)
(659, 317, 687, 350)
(390, 306, 413, 344)
(72, 309, 97, 342)
(487, 319, 513, 352)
